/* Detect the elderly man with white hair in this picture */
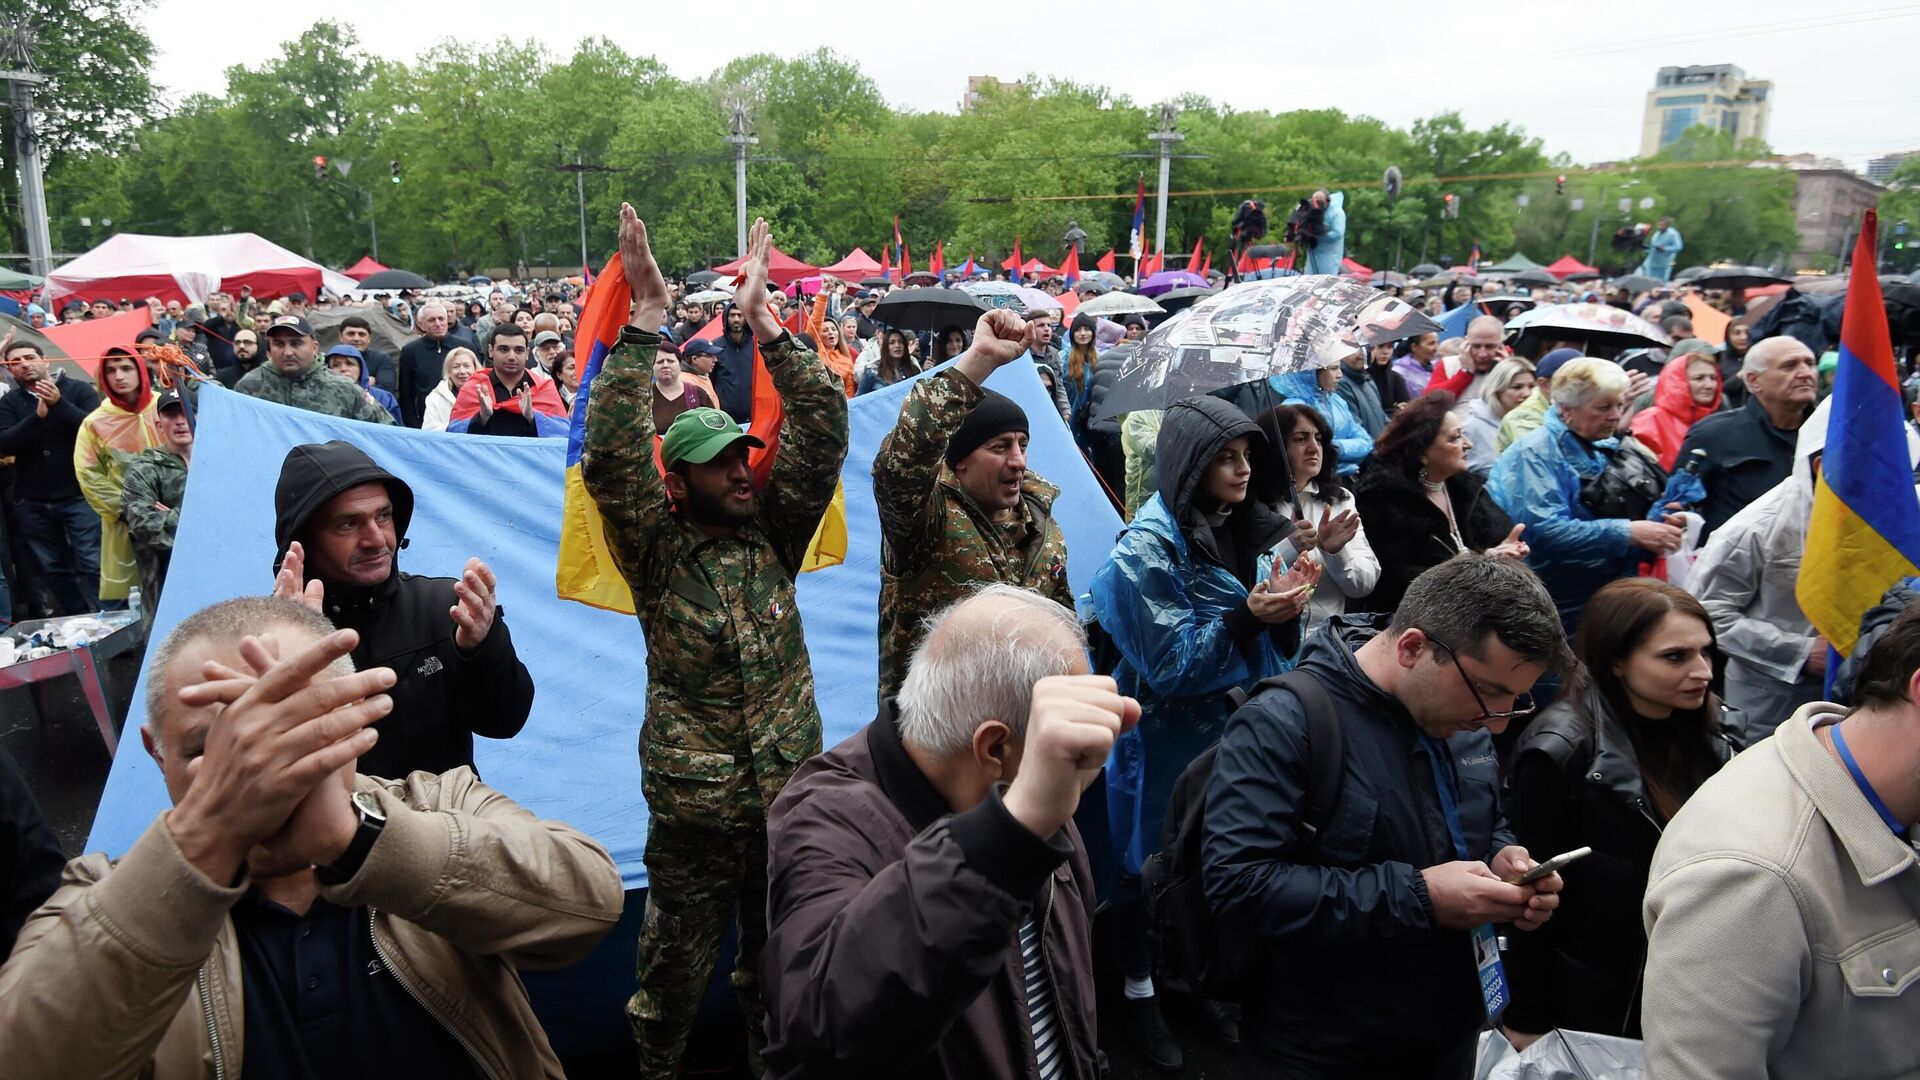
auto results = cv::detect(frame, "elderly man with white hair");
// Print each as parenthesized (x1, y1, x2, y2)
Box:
(395, 301, 479, 427)
(760, 583, 1133, 1080)
(1675, 335, 1819, 540)
(1490, 356, 1687, 632)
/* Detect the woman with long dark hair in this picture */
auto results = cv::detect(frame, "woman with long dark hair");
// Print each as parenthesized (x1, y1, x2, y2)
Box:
(1064, 313, 1101, 425)
(1353, 393, 1528, 612)
(1259, 404, 1377, 622)
(1504, 578, 1738, 1042)
(855, 328, 919, 395)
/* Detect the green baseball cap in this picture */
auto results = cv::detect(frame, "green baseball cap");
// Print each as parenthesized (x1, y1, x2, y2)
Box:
(660, 407, 764, 468)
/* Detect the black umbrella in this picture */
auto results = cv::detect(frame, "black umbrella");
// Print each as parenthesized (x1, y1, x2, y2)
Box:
(685, 269, 721, 286)
(900, 271, 940, 286)
(1673, 265, 1713, 283)
(1508, 268, 1559, 288)
(356, 269, 433, 290)
(1562, 270, 1604, 282)
(1154, 286, 1218, 312)
(859, 275, 893, 288)
(1408, 263, 1443, 277)
(1611, 274, 1663, 294)
(1246, 243, 1285, 259)
(871, 287, 987, 332)
(1687, 265, 1792, 291)
(1369, 270, 1409, 287)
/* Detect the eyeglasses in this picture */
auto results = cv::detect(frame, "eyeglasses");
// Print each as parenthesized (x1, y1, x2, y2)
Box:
(1418, 629, 1536, 725)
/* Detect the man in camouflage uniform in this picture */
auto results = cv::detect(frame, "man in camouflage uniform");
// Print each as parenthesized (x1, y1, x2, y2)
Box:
(581, 209, 847, 1080)
(872, 308, 1073, 698)
(233, 314, 396, 425)
(121, 386, 193, 617)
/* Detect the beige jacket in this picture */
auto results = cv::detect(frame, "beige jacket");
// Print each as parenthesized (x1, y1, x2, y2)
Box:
(0, 769, 625, 1079)
(1642, 703, 1920, 1079)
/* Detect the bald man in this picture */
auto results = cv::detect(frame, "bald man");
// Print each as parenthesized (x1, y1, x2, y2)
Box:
(1428, 315, 1509, 412)
(1676, 336, 1818, 538)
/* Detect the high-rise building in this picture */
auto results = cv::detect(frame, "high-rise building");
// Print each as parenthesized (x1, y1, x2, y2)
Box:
(1868, 150, 1917, 184)
(963, 76, 1022, 112)
(1640, 65, 1772, 157)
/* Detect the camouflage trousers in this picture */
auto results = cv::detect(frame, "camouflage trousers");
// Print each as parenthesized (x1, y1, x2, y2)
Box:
(627, 817, 770, 1080)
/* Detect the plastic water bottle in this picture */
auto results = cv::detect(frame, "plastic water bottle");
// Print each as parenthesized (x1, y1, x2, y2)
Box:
(127, 587, 143, 623)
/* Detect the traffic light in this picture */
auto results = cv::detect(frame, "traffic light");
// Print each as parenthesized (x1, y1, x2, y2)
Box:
(312, 156, 328, 181)
(390, 160, 402, 185)
(1442, 193, 1459, 219)
(1555, 175, 1567, 195)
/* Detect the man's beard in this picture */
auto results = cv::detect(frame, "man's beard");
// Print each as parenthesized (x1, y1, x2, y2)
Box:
(680, 482, 757, 528)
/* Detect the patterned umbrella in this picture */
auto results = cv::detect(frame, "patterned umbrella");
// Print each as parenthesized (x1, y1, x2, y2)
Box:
(1094, 275, 1441, 419)
(1505, 302, 1671, 351)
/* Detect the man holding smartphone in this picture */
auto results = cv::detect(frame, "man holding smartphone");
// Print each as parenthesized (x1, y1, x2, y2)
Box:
(1203, 555, 1572, 1080)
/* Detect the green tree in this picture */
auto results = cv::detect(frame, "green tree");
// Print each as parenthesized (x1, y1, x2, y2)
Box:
(2, 0, 157, 253)
(1875, 157, 1920, 274)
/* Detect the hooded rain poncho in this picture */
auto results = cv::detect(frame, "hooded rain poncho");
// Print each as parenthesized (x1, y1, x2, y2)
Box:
(1090, 395, 1296, 874)
(73, 349, 162, 601)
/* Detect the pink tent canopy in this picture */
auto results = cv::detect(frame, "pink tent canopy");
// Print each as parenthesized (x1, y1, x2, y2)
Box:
(43, 233, 360, 308)
(1340, 256, 1373, 277)
(344, 255, 390, 281)
(821, 248, 882, 278)
(1546, 254, 1600, 280)
(711, 246, 820, 288)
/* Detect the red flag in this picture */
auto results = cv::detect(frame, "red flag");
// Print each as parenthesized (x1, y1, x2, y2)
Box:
(930, 240, 944, 277)
(1008, 237, 1025, 283)
(901, 241, 912, 278)
(879, 243, 892, 282)
(1061, 247, 1081, 285)
(1188, 235, 1204, 272)
(893, 215, 903, 266)
(1236, 251, 1254, 273)
(1142, 250, 1164, 276)
(1095, 248, 1116, 273)
(1199, 252, 1212, 278)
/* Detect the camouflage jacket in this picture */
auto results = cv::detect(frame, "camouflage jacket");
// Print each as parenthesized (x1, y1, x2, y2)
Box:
(122, 447, 188, 598)
(872, 369, 1072, 699)
(232, 359, 397, 425)
(581, 325, 848, 831)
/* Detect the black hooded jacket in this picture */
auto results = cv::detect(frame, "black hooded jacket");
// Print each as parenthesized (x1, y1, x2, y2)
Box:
(273, 441, 535, 779)
(1203, 615, 1516, 1069)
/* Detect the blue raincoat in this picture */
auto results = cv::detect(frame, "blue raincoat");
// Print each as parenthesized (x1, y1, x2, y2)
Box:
(1487, 407, 1636, 630)
(1302, 192, 1347, 277)
(1091, 396, 1296, 876)
(1269, 371, 1372, 476)
(1639, 225, 1683, 281)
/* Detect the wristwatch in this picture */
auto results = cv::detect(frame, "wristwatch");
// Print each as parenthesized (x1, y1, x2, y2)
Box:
(316, 789, 387, 886)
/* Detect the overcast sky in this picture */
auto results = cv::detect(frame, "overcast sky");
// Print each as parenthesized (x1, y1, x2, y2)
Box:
(141, 0, 1920, 171)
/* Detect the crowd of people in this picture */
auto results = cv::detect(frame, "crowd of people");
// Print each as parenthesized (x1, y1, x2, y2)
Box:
(1, 197, 1919, 1080)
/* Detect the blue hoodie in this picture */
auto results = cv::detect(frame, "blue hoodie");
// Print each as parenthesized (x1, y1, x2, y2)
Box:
(326, 345, 404, 426)
(1303, 192, 1347, 276)
(1268, 371, 1371, 476)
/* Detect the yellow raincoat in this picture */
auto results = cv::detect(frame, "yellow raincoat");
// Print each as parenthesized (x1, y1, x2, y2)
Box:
(74, 351, 162, 602)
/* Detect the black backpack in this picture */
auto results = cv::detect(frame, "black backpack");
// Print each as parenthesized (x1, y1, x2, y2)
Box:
(1141, 669, 1345, 999)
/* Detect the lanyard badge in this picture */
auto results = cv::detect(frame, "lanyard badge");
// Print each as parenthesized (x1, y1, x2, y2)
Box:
(1421, 733, 1511, 1022)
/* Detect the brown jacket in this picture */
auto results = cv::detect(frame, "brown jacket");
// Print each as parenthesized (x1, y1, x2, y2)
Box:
(0, 769, 625, 1079)
(761, 705, 1101, 1080)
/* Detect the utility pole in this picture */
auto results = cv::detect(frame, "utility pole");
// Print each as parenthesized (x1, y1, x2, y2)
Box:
(725, 101, 758, 259)
(554, 150, 613, 271)
(2, 20, 53, 278)
(1147, 103, 1183, 258)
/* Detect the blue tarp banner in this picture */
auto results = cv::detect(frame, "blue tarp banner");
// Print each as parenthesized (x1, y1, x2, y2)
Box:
(88, 360, 1123, 890)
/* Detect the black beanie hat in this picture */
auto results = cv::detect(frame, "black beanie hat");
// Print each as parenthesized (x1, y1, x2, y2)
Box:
(944, 390, 1029, 467)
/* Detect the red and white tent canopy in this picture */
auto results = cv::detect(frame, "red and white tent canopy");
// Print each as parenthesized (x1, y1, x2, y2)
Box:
(43, 233, 360, 309)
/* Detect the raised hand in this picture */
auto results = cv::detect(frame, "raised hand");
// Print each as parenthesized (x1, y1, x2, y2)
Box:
(1248, 554, 1322, 624)
(1318, 506, 1362, 556)
(737, 218, 782, 342)
(449, 557, 498, 652)
(165, 629, 396, 884)
(271, 541, 326, 613)
(1001, 675, 1141, 838)
(474, 383, 495, 425)
(954, 308, 1034, 386)
(619, 202, 671, 331)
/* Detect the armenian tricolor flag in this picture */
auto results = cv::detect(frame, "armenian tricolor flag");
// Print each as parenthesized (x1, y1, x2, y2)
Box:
(930, 240, 945, 279)
(1796, 210, 1920, 681)
(1060, 247, 1080, 286)
(558, 254, 847, 614)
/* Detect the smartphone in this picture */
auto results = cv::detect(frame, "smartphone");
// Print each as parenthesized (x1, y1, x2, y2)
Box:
(1516, 846, 1591, 885)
